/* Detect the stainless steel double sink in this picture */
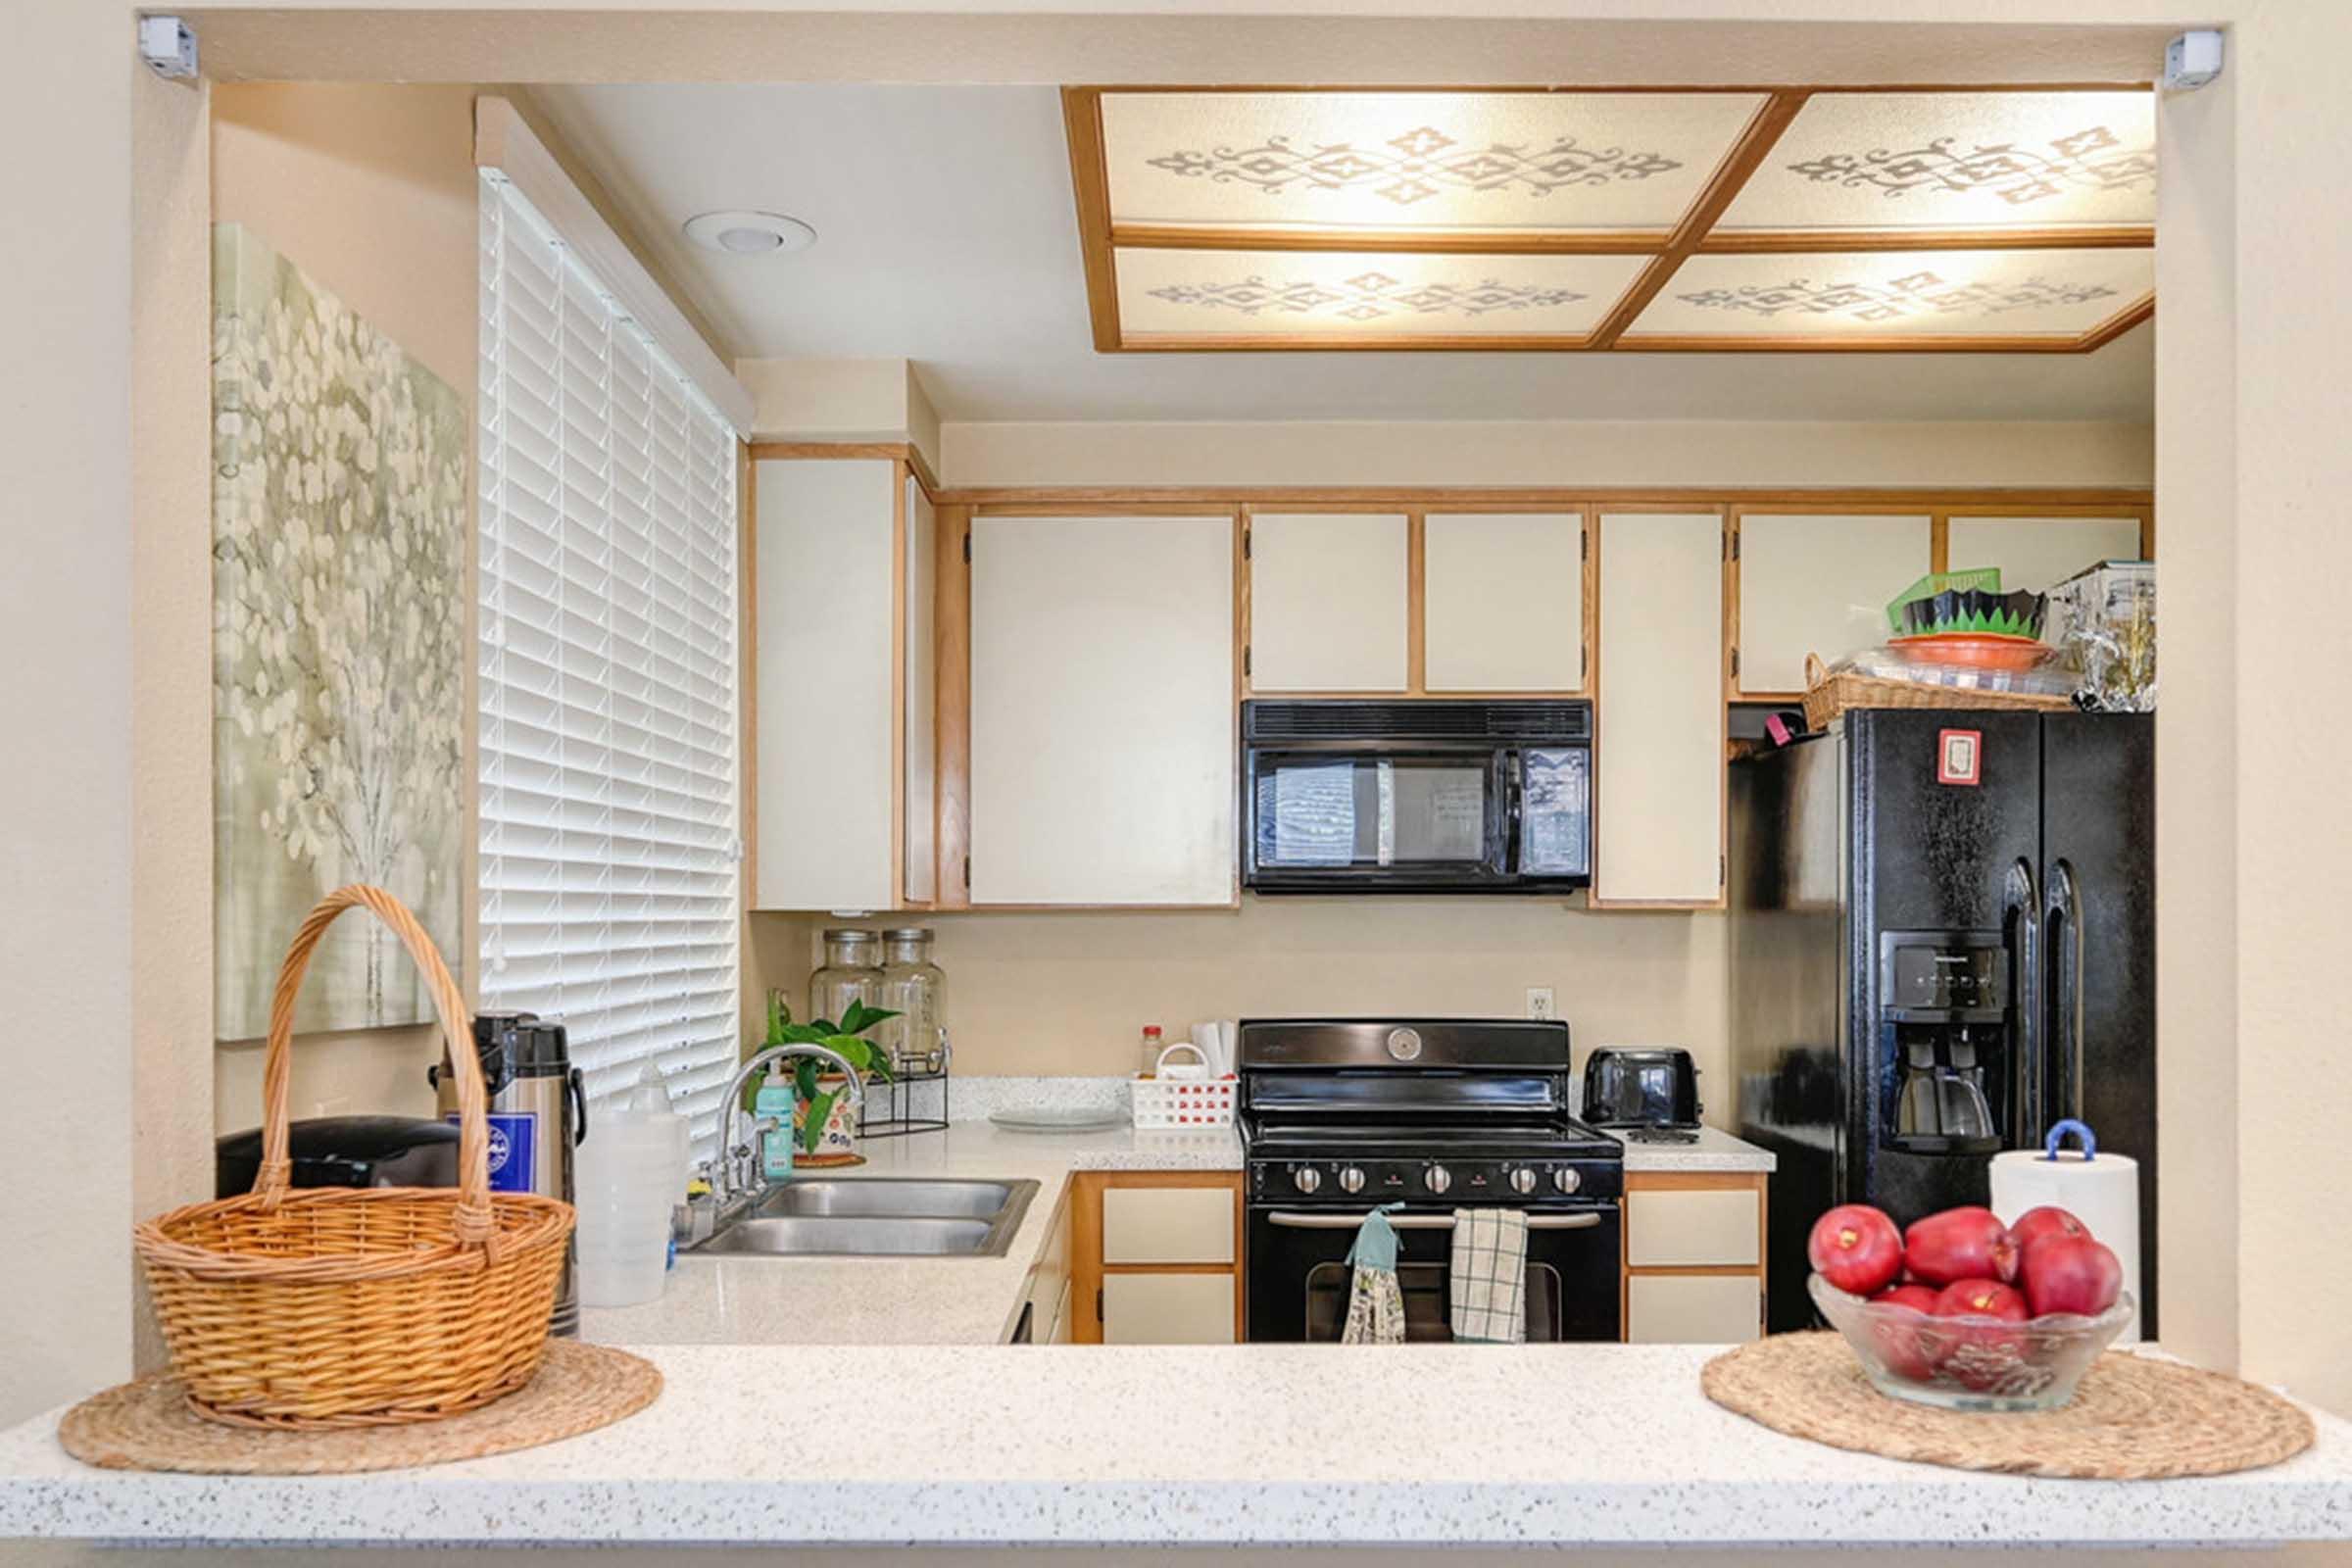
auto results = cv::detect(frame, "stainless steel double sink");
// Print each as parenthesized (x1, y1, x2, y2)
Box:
(682, 1178, 1040, 1259)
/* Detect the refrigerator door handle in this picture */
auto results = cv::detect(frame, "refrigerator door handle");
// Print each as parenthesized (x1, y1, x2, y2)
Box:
(2047, 858, 2085, 1126)
(2005, 857, 2043, 1142)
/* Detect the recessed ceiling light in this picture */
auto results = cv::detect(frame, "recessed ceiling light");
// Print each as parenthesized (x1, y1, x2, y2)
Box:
(682, 211, 816, 256)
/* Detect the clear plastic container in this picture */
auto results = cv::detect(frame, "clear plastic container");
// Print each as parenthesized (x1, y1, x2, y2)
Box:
(810, 927, 882, 1028)
(574, 1070, 688, 1309)
(876, 927, 947, 1075)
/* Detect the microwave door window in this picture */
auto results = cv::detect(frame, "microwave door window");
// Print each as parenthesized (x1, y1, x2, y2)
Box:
(1270, 761, 1356, 866)
(1519, 748, 1591, 877)
(1256, 756, 1494, 870)
(1389, 762, 1486, 864)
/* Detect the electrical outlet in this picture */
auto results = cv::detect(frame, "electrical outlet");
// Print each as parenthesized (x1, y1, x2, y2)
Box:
(1525, 987, 1556, 1020)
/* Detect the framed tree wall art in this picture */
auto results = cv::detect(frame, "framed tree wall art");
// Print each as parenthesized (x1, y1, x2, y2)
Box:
(211, 223, 466, 1040)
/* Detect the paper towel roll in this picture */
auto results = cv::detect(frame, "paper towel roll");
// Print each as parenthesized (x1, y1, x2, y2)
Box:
(1990, 1122, 2144, 1344)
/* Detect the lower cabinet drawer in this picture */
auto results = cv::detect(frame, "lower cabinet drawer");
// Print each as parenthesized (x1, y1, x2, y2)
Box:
(1101, 1273, 1236, 1344)
(1627, 1274, 1762, 1344)
(1102, 1186, 1236, 1265)
(1626, 1188, 1760, 1267)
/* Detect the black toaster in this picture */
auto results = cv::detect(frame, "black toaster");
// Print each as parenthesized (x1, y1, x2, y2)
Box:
(1582, 1048, 1701, 1129)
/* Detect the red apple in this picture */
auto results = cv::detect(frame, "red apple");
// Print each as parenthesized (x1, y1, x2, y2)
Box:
(2008, 1205, 2091, 1253)
(1903, 1206, 2019, 1287)
(2018, 1233, 2124, 1318)
(1867, 1284, 1943, 1380)
(1808, 1203, 1903, 1296)
(1933, 1278, 2032, 1392)
(1933, 1279, 2029, 1321)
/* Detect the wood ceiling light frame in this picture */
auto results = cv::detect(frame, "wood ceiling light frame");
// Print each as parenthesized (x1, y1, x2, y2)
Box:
(1063, 84, 2156, 355)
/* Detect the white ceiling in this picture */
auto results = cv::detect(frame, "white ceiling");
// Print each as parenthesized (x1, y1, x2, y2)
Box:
(531, 83, 2154, 425)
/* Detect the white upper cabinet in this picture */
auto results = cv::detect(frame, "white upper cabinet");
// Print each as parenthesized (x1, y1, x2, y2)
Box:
(753, 457, 931, 913)
(903, 475, 938, 906)
(1424, 512, 1586, 692)
(1247, 512, 1408, 692)
(1595, 513, 1724, 906)
(969, 514, 1235, 906)
(1736, 513, 1933, 696)
(1947, 515, 2146, 593)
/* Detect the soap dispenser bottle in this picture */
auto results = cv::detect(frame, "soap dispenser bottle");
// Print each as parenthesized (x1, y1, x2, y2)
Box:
(754, 1066, 797, 1182)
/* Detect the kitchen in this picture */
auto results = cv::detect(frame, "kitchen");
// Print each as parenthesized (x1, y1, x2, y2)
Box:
(6, 2, 2352, 1562)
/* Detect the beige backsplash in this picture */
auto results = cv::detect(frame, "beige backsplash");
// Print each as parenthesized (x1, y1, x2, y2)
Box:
(751, 899, 1730, 1125)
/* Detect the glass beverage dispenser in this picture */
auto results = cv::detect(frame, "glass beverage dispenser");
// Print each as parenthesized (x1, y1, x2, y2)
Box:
(876, 928, 948, 1075)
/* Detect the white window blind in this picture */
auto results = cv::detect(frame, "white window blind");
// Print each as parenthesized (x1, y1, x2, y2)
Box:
(476, 171, 742, 1158)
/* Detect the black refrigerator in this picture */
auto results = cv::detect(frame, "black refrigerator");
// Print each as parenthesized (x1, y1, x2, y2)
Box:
(1729, 708, 2155, 1335)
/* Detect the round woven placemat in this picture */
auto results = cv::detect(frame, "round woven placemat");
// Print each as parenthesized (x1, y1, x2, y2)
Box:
(1703, 1333, 2314, 1480)
(59, 1340, 661, 1475)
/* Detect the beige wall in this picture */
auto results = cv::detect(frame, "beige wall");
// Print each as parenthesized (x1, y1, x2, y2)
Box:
(939, 418, 2155, 490)
(763, 903, 1731, 1109)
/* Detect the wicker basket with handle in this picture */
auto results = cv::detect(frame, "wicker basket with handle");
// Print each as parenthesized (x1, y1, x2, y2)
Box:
(134, 885, 573, 1429)
(1801, 652, 2073, 732)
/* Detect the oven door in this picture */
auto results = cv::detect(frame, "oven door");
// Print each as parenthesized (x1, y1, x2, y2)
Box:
(1246, 1202, 1622, 1342)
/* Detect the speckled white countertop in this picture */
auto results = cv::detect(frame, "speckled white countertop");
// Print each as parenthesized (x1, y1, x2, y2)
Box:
(4, 1342, 2349, 1548)
(578, 1118, 1242, 1348)
(1609, 1125, 1778, 1172)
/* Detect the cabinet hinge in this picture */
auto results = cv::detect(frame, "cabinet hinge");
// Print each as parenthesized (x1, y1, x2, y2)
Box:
(1242, 525, 1251, 561)
(1730, 647, 1740, 680)
(1580, 529, 1590, 562)
(962, 854, 971, 890)
(962, 531, 971, 564)
(1096, 1286, 1105, 1322)
(1731, 528, 1741, 562)
(1243, 645, 1252, 679)
(1720, 854, 1728, 889)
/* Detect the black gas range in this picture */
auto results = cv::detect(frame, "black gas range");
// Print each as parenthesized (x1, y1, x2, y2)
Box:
(1238, 1017, 1625, 1342)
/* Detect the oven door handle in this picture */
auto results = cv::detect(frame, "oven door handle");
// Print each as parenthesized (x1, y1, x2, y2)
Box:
(1264, 1210, 1603, 1231)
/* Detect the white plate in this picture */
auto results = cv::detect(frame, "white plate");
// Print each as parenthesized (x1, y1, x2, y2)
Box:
(989, 1106, 1128, 1134)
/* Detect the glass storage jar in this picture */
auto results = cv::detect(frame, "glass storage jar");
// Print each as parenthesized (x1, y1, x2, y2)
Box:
(876, 928, 947, 1075)
(809, 928, 883, 1031)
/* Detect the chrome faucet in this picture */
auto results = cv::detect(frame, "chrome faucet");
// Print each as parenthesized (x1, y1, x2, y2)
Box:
(710, 1044, 866, 1203)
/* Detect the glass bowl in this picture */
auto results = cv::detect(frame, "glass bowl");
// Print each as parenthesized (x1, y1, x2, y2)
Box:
(1809, 1274, 2133, 1411)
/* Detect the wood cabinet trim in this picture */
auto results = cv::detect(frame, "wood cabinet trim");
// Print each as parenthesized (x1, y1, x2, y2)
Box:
(1069, 1171, 1244, 1345)
(933, 503, 972, 908)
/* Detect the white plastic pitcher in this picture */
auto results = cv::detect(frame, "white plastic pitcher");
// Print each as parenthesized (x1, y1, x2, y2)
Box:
(574, 1069, 688, 1308)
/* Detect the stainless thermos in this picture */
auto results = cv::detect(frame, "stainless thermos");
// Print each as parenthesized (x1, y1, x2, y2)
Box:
(431, 1011, 586, 1336)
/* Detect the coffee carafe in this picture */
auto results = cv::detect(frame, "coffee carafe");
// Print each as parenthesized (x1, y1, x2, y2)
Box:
(430, 1011, 586, 1335)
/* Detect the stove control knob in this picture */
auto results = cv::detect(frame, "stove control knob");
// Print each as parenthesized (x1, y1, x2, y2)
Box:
(1339, 1166, 1367, 1195)
(1293, 1165, 1322, 1195)
(1508, 1166, 1538, 1197)
(1425, 1165, 1452, 1196)
(1552, 1167, 1581, 1195)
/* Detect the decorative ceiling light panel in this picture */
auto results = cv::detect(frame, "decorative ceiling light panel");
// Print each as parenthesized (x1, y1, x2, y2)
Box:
(1715, 91, 2156, 235)
(1066, 85, 2156, 353)
(1098, 91, 1766, 235)
(1630, 247, 2153, 342)
(1114, 248, 1648, 343)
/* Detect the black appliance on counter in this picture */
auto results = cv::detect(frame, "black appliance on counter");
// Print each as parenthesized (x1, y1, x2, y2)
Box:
(1582, 1048, 1702, 1130)
(216, 1115, 459, 1199)
(1729, 709, 2155, 1334)
(1239, 1017, 1624, 1342)
(1241, 701, 1592, 894)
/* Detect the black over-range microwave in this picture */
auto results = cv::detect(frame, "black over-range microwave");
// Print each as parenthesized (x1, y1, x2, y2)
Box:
(1242, 700, 1592, 894)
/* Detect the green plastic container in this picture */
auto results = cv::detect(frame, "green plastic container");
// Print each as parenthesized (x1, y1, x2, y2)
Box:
(1886, 567, 2003, 632)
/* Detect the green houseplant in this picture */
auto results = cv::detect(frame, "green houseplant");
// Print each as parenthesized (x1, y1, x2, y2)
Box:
(757, 990, 897, 1155)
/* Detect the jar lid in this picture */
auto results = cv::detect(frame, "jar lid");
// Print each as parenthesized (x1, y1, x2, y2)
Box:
(881, 927, 934, 942)
(820, 927, 878, 944)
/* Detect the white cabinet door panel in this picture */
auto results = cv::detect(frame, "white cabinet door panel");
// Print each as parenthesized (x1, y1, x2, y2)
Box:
(1738, 513, 1932, 695)
(970, 514, 1235, 906)
(755, 459, 897, 911)
(1102, 1186, 1236, 1265)
(1102, 1273, 1236, 1345)
(903, 476, 938, 905)
(1249, 512, 1408, 692)
(1425, 512, 1584, 692)
(1595, 513, 1723, 905)
(1626, 1189, 1761, 1268)
(1947, 516, 2144, 594)
(1627, 1275, 1761, 1345)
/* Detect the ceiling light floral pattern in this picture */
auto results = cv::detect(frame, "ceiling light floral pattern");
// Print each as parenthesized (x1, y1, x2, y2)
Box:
(1786, 124, 2157, 207)
(1675, 270, 2120, 323)
(1146, 126, 1681, 208)
(1147, 270, 1591, 320)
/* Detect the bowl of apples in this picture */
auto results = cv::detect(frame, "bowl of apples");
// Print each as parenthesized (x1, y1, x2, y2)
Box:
(1807, 1201, 2132, 1411)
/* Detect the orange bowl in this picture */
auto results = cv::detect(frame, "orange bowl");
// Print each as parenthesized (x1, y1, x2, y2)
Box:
(1889, 633, 2052, 672)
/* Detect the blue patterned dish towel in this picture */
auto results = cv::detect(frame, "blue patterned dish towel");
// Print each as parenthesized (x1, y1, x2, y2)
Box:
(1449, 1207, 1528, 1344)
(1341, 1201, 1406, 1345)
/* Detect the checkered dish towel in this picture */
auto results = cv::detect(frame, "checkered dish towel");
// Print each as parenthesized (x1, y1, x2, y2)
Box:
(1449, 1207, 1528, 1344)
